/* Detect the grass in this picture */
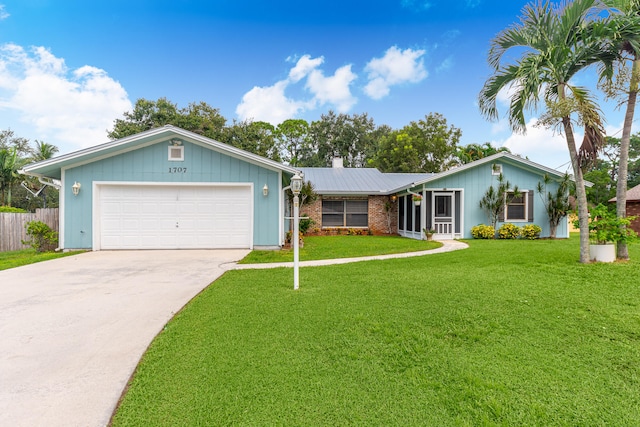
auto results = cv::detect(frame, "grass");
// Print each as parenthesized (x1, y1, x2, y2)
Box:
(0, 249, 82, 271)
(112, 237, 640, 426)
(240, 235, 442, 263)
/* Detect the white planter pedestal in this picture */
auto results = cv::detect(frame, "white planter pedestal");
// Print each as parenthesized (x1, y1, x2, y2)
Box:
(590, 244, 616, 263)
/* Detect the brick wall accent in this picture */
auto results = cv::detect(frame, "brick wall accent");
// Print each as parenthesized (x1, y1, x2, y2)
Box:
(369, 195, 398, 234)
(301, 197, 322, 230)
(300, 195, 399, 235)
(628, 201, 640, 234)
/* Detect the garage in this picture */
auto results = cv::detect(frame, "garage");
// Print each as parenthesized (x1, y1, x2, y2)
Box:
(96, 184, 252, 250)
(22, 126, 298, 250)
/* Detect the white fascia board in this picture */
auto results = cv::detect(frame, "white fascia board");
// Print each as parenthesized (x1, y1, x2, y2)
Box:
(21, 125, 301, 177)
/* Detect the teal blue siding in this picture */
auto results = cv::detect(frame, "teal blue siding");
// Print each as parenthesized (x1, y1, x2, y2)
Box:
(64, 140, 281, 248)
(421, 161, 567, 238)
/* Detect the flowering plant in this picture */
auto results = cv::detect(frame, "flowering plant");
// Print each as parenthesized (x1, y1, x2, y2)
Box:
(412, 194, 423, 202)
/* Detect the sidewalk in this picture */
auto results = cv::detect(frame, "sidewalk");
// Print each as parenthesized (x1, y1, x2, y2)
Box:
(227, 240, 468, 270)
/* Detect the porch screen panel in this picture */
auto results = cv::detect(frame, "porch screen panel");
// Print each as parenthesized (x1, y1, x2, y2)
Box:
(398, 196, 405, 231)
(425, 191, 432, 230)
(455, 191, 461, 233)
(346, 200, 368, 227)
(406, 196, 413, 231)
(414, 203, 421, 231)
(322, 200, 344, 226)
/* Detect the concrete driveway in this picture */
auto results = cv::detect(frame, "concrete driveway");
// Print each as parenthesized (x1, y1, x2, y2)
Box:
(0, 249, 248, 427)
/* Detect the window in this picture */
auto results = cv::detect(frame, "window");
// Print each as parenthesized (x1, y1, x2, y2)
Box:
(168, 146, 184, 161)
(322, 199, 368, 227)
(492, 164, 502, 175)
(505, 191, 527, 221)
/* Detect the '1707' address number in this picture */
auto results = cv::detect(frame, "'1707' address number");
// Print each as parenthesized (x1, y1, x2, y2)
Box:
(168, 167, 187, 173)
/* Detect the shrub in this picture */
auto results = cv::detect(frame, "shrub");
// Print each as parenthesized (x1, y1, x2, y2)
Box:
(471, 224, 495, 239)
(22, 220, 58, 252)
(520, 224, 542, 240)
(0, 206, 28, 213)
(299, 218, 315, 235)
(498, 223, 521, 239)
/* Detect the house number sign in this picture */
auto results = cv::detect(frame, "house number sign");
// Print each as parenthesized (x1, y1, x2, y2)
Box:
(168, 167, 187, 173)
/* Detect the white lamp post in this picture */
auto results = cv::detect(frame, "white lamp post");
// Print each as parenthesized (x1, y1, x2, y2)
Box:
(291, 173, 303, 290)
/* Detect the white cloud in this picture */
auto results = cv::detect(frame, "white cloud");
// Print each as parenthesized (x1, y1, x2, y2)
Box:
(498, 118, 575, 171)
(235, 80, 306, 124)
(0, 5, 9, 20)
(306, 65, 357, 112)
(236, 55, 357, 124)
(364, 46, 427, 100)
(288, 54, 324, 83)
(0, 43, 132, 151)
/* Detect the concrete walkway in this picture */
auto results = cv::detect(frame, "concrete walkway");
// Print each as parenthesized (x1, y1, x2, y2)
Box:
(0, 249, 249, 427)
(229, 239, 468, 270)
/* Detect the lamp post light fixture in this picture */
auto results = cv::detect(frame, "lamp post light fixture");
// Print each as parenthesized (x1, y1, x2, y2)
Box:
(290, 173, 303, 290)
(71, 181, 81, 196)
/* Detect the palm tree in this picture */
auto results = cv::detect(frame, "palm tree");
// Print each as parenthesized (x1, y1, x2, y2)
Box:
(597, 0, 640, 259)
(30, 141, 59, 208)
(32, 141, 59, 162)
(478, 0, 616, 263)
(0, 148, 19, 206)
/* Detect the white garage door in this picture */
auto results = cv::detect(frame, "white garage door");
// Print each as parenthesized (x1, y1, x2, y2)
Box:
(98, 184, 252, 250)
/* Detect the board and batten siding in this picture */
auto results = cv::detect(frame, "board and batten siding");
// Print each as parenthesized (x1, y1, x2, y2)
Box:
(62, 140, 281, 249)
(422, 161, 568, 239)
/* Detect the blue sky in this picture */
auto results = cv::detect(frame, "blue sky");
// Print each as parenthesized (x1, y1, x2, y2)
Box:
(0, 0, 632, 171)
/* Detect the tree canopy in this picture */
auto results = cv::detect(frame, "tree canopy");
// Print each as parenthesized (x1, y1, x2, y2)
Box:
(371, 113, 461, 173)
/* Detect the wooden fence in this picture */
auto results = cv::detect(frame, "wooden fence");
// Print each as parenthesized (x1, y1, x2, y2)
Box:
(0, 208, 59, 252)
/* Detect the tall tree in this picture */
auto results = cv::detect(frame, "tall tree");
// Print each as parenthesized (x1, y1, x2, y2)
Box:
(372, 113, 461, 173)
(307, 111, 377, 167)
(276, 119, 311, 166)
(0, 129, 31, 157)
(597, 0, 640, 259)
(456, 142, 511, 164)
(223, 120, 281, 162)
(109, 98, 226, 141)
(0, 148, 19, 206)
(478, 0, 615, 263)
(29, 141, 60, 208)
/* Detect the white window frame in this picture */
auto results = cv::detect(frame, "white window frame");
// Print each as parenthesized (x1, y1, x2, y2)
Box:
(491, 164, 502, 176)
(168, 146, 184, 161)
(505, 190, 528, 222)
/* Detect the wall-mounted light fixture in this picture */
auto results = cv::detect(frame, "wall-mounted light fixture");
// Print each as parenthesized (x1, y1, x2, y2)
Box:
(72, 181, 81, 196)
(390, 195, 397, 202)
(170, 138, 182, 146)
(263, 184, 269, 196)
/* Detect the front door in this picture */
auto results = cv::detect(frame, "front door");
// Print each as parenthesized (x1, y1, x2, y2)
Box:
(433, 193, 454, 239)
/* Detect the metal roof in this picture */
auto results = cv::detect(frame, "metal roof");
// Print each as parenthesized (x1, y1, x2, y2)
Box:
(299, 167, 431, 195)
(301, 152, 573, 195)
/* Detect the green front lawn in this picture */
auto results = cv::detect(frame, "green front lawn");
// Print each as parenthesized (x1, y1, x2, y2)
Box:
(112, 237, 640, 426)
(240, 235, 442, 263)
(0, 249, 82, 271)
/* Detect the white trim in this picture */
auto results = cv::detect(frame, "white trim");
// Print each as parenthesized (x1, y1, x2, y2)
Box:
(59, 169, 66, 250)
(168, 145, 184, 161)
(278, 170, 284, 246)
(92, 181, 254, 251)
(504, 189, 529, 222)
(23, 125, 301, 177)
(425, 187, 464, 239)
